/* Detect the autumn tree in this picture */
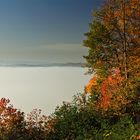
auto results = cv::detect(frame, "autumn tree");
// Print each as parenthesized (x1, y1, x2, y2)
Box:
(0, 98, 26, 140)
(84, 0, 139, 78)
(84, 0, 140, 113)
(0, 99, 52, 140)
(25, 109, 49, 140)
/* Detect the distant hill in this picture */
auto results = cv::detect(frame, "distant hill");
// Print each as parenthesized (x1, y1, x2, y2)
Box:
(0, 63, 86, 67)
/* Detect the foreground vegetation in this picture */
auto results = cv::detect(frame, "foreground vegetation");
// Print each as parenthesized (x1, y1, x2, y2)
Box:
(0, 0, 139, 139)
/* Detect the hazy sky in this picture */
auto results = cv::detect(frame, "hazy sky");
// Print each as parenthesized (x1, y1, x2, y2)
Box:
(0, 0, 104, 64)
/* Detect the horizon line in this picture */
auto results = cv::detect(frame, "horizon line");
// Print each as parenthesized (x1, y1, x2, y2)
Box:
(0, 62, 86, 68)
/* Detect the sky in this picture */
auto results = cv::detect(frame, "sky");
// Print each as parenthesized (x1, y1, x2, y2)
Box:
(0, 0, 104, 65)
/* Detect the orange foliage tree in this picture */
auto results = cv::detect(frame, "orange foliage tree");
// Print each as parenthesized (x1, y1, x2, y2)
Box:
(0, 98, 26, 139)
(0, 98, 57, 139)
(84, 0, 140, 114)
